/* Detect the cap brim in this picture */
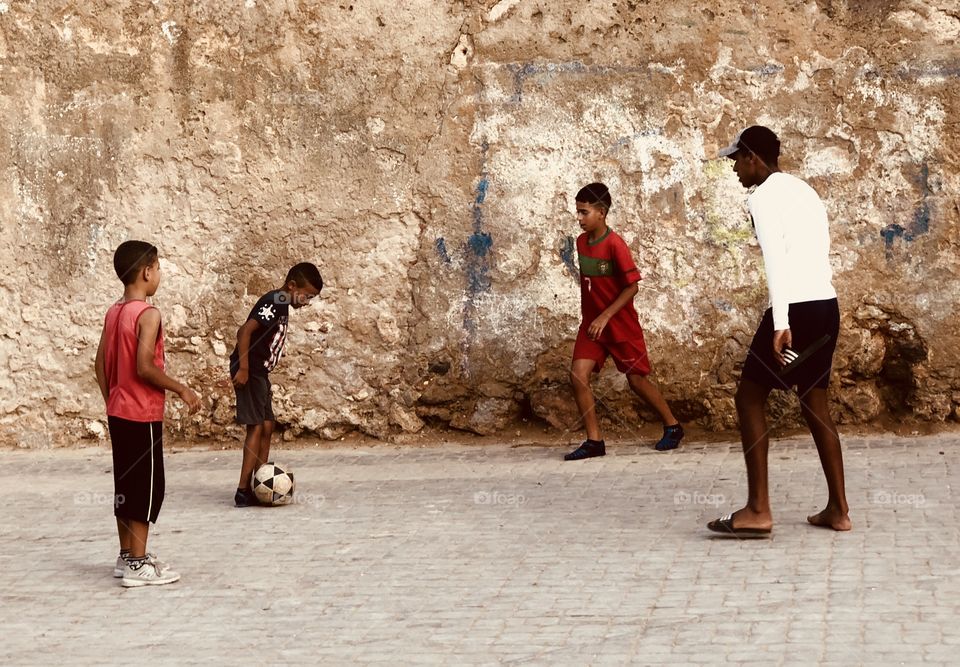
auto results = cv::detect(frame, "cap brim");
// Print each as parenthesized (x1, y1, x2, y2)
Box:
(718, 143, 740, 158)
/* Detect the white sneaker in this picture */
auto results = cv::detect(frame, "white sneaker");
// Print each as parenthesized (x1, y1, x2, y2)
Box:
(121, 558, 180, 588)
(113, 553, 170, 578)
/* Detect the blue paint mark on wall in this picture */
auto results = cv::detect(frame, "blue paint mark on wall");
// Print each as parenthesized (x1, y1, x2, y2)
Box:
(466, 170, 492, 294)
(912, 163, 931, 237)
(435, 237, 451, 264)
(474, 176, 489, 207)
(559, 235, 578, 277)
(750, 63, 784, 77)
(462, 142, 492, 352)
(881, 163, 932, 256)
(880, 223, 907, 251)
(895, 62, 960, 80)
(466, 228, 493, 293)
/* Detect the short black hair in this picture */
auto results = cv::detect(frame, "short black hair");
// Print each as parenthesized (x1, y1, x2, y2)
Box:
(738, 125, 781, 165)
(285, 262, 323, 291)
(575, 182, 612, 211)
(113, 241, 158, 285)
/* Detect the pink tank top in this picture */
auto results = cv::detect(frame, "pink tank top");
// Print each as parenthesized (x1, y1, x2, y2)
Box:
(103, 300, 165, 422)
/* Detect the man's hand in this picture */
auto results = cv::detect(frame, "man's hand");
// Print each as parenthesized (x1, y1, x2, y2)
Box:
(179, 387, 201, 414)
(587, 314, 611, 341)
(773, 328, 792, 366)
(232, 368, 249, 389)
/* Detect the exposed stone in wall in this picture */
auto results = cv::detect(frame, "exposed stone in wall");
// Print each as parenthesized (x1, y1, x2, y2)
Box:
(0, 0, 957, 446)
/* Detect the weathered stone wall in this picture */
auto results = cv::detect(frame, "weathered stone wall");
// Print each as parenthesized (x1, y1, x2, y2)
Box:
(1, 0, 957, 446)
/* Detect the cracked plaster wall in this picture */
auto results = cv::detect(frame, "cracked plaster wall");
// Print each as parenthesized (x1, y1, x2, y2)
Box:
(1, 0, 958, 447)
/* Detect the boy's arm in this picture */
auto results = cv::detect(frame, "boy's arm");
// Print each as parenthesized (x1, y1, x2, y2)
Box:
(94, 323, 109, 403)
(587, 283, 639, 340)
(136, 308, 201, 413)
(232, 318, 261, 388)
(749, 194, 792, 363)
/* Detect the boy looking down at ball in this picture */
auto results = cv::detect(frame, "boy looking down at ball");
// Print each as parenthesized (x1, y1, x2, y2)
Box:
(230, 263, 323, 507)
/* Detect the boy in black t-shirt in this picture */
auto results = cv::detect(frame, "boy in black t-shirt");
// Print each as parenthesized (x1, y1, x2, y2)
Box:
(230, 263, 323, 506)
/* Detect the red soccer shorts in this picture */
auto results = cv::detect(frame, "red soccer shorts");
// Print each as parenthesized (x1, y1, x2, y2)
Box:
(573, 328, 651, 376)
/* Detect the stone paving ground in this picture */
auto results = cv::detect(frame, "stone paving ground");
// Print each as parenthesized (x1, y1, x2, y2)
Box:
(1, 429, 959, 665)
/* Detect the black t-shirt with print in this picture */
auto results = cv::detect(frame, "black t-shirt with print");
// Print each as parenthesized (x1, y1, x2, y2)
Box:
(230, 290, 290, 376)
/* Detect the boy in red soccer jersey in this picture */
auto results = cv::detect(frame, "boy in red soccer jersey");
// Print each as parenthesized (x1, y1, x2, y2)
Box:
(565, 182, 683, 460)
(94, 240, 201, 586)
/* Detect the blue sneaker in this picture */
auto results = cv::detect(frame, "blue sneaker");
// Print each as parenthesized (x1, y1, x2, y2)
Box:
(655, 424, 684, 451)
(564, 439, 606, 461)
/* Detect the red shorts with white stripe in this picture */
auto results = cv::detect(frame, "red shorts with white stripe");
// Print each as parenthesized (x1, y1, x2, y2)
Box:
(573, 327, 651, 376)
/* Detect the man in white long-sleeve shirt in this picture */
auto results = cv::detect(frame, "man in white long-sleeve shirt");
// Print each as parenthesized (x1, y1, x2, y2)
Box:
(707, 125, 851, 538)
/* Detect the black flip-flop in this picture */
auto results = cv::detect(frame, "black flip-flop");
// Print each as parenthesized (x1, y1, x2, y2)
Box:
(707, 514, 772, 538)
(778, 334, 832, 378)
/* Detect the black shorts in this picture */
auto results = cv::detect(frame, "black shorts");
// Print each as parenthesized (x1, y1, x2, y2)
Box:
(741, 298, 840, 396)
(108, 416, 165, 524)
(233, 373, 275, 425)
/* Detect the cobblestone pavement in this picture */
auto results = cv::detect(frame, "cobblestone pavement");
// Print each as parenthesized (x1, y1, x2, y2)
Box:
(1, 430, 958, 665)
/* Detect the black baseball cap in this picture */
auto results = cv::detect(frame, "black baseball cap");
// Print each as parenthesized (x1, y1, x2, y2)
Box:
(718, 125, 781, 160)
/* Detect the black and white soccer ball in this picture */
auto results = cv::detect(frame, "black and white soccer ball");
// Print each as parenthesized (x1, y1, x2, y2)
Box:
(251, 462, 295, 506)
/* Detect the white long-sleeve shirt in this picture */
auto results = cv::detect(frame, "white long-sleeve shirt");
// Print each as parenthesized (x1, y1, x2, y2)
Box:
(748, 172, 837, 330)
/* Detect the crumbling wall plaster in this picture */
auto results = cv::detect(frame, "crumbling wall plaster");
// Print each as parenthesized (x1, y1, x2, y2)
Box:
(1, 0, 957, 446)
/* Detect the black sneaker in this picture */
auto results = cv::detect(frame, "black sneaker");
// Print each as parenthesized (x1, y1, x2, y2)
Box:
(564, 439, 606, 461)
(655, 424, 684, 451)
(234, 488, 258, 507)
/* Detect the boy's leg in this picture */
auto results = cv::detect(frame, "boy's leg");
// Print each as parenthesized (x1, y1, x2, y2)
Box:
(729, 378, 774, 529)
(117, 517, 133, 552)
(238, 423, 265, 489)
(123, 518, 150, 558)
(111, 417, 167, 564)
(565, 358, 606, 460)
(609, 340, 683, 450)
(626, 374, 679, 425)
(120, 516, 179, 586)
(799, 387, 851, 531)
(570, 359, 602, 442)
(259, 420, 275, 466)
(114, 518, 133, 577)
(627, 374, 684, 451)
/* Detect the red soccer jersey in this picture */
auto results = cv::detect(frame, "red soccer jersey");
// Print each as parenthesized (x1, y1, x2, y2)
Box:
(103, 300, 165, 422)
(577, 229, 644, 342)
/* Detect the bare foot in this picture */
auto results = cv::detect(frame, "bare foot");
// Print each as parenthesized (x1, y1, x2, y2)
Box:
(807, 508, 852, 531)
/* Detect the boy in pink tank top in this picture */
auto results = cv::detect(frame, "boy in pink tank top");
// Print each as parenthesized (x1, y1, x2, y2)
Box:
(94, 241, 200, 587)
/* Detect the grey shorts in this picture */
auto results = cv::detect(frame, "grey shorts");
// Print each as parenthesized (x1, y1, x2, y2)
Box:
(234, 373, 275, 425)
